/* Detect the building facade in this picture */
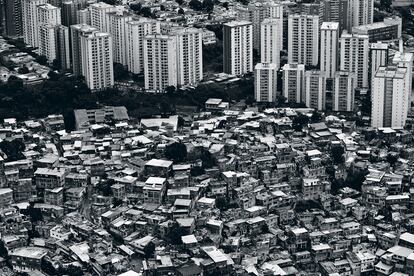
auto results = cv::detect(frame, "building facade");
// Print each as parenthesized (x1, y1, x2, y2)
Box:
(320, 22, 339, 79)
(260, 18, 283, 69)
(339, 32, 370, 89)
(288, 14, 319, 67)
(333, 71, 356, 112)
(80, 31, 114, 90)
(125, 19, 160, 74)
(305, 70, 326, 110)
(254, 63, 278, 103)
(170, 27, 203, 87)
(282, 63, 305, 104)
(223, 21, 253, 76)
(371, 66, 409, 128)
(143, 34, 177, 92)
(21, 0, 47, 47)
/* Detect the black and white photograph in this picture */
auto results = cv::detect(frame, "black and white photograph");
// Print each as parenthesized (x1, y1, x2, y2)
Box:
(0, 0, 412, 275)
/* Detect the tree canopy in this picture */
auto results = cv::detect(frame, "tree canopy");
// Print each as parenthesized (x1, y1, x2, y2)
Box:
(165, 142, 187, 163)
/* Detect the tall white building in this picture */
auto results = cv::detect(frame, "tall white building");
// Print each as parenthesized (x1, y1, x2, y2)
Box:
(305, 70, 326, 110)
(223, 21, 253, 76)
(143, 34, 177, 92)
(170, 27, 203, 86)
(288, 14, 319, 67)
(282, 63, 305, 104)
(36, 4, 61, 64)
(125, 19, 160, 74)
(238, 1, 283, 50)
(38, 24, 58, 63)
(339, 32, 370, 89)
(333, 71, 356, 111)
(70, 24, 98, 76)
(107, 10, 133, 66)
(348, 0, 374, 30)
(371, 66, 410, 128)
(21, 0, 47, 47)
(88, 2, 115, 32)
(320, 22, 339, 79)
(260, 18, 283, 69)
(393, 51, 414, 113)
(37, 3, 61, 25)
(369, 42, 389, 88)
(80, 31, 114, 90)
(254, 63, 278, 102)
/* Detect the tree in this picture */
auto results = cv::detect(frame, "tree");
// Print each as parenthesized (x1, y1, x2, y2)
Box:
(189, 0, 203, 11)
(130, 3, 142, 11)
(165, 142, 187, 163)
(380, 0, 392, 11)
(202, 0, 214, 12)
(387, 153, 399, 167)
(144, 242, 156, 258)
(331, 145, 345, 164)
(215, 196, 228, 211)
(190, 166, 204, 176)
(292, 114, 309, 131)
(310, 110, 322, 123)
(141, 7, 153, 18)
(36, 55, 48, 65)
(58, 265, 84, 276)
(96, 179, 114, 196)
(165, 85, 176, 95)
(294, 200, 323, 213)
(41, 259, 57, 275)
(0, 139, 25, 161)
(276, 94, 287, 106)
(166, 222, 185, 245)
(18, 66, 29, 74)
(113, 63, 129, 81)
(178, 7, 185, 14)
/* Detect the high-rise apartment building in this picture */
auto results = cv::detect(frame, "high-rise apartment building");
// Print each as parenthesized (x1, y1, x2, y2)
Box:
(88, 2, 115, 32)
(282, 63, 305, 104)
(62, 0, 88, 27)
(70, 24, 97, 76)
(301, 1, 324, 28)
(80, 31, 114, 90)
(305, 70, 326, 110)
(339, 32, 370, 89)
(56, 25, 70, 70)
(3, 0, 22, 37)
(143, 34, 177, 92)
(260, 18, 283, 69)
(320, 22, 339, 79)
(37, 3, 61, 26)
(393, 51, 414, 112)
(333, 71, 356, 111)
(369, 42, 389, 88)
(254, 63, 278, 103)
(21, 0, 47, 47)
(237, 1, 283, 50)
(38, 24, 58, 63)
(371, 66, 410, 128)
(223, 21, 253, 76)
(107, 10, 132, 66)
(349, 0, 374, 29)
(170, 27, 203, 86)
(288, 14, 319, 67)
(324, 0, 349, 34)
(125, 19, 160, 74)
